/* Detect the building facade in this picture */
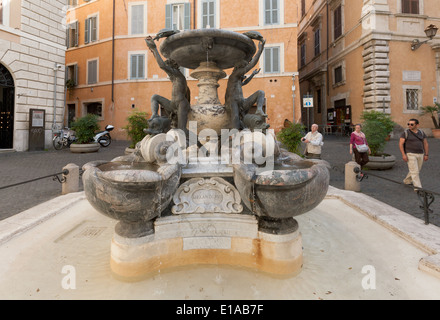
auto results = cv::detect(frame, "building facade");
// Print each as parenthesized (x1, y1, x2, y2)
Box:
(64, 0, 301, 141)
(0, 0, 66, 151)
(298, 0, 440, 135)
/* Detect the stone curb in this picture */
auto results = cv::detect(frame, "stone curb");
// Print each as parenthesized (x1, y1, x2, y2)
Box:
(0, 191, 86, 246)
(326, 186, 440, 279)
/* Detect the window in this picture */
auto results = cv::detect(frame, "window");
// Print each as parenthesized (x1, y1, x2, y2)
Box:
(85, 16, 98, 44)
(130, 4, 146, 35)
(130, 54, 145, 79)
(87, 59, 98, 84)
(402, 0, 419, 14)
(0, 0, 3, 25)
(264, 0, 279, 25)
(300, 43, 306, 67)
(202, 0, 215, 28)
(334, 65, 343, 84)
(406, 88, 419, 110)
(264, 46, 280, 74)
(334, 5, 342, 40)
(66, 64, 78, 86)
(314, 29, 320, 57)
(165, 3, 191, 31)
(301, 0, 305, 17)
(316, 89, 322, 114)
(68, 0, 77, 6)
(66, 21, 78, 48)
(85, 102, 102, 117)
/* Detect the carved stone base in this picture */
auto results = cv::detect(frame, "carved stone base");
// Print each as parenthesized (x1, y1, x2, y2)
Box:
(109, 213, 303, 280)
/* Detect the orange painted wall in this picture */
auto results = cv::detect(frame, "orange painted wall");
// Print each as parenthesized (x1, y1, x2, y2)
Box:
(65, 0, 301, 140)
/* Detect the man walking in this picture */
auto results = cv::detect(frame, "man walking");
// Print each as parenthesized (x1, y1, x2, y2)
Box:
(399, 118, 429, 189)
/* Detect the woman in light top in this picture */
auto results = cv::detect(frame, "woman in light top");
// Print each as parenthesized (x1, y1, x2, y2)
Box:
(349, 124, 370, 172)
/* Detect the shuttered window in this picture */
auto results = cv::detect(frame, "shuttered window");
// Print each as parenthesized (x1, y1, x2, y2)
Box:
(202, 0, 215, 28)
(314, 29, 320, 57)
(402, 0, 419, 14)
(131, 4, 144, 35)
(165, 3, 191, 30)
(67, 64, 78, 86)
(0, 0, 3, 25)
(130, 54, 145, 79)
(85, 16, 97, 44)
(264, 47, 280, 74)
(87, 59, 98, 84)
(334, 5, 342, 40)
(66, 21, 79, 48)
(265, 0, 279, 25)
(300, 43, 306, 67)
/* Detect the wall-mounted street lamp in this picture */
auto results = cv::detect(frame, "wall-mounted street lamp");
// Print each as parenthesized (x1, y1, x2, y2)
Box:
(411, 24, 438, 51)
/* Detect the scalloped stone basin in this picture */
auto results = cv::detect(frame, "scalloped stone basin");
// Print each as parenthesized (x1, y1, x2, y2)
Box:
(160, 29, 256, 70)
(233, 153, 330, 234)
(82, 160, 181, 238)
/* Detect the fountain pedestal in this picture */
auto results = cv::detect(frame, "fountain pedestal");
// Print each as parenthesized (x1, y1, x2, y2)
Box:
(110, 213, 303, 279)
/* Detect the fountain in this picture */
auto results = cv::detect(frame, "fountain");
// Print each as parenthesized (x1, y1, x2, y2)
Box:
(82, 28, 330, 280)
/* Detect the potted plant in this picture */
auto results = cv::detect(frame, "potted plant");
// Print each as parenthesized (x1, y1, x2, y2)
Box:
(421, 103, 440, 139)
(360, 110, 396, 170)
(277, 122, 305, 157)
(70, 114, 101, 153)
(123, 111, 149, 154)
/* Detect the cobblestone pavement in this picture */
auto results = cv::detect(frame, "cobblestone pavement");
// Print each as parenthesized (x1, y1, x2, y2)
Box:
(1, 136, 439, 227)
(0, 141, 130, 220)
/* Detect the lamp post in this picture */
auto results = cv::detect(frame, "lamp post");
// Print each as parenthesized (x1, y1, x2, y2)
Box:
(411, 24, 438, 51)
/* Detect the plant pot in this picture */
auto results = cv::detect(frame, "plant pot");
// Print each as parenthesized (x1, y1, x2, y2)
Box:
(70, 142, 100, 153)
(432, 128, 440, 139)
(364, 154, 396, 170)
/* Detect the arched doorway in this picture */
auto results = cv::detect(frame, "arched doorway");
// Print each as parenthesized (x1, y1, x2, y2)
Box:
(0, 64, 14, 149)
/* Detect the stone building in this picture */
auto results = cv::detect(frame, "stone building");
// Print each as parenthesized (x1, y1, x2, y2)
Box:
(64, 0, 301, 140)
(0, 0, 67, 151)
(298, 0, 440, 135)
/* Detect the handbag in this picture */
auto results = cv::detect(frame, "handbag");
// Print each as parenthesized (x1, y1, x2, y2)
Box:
(356, 143, 369, 153)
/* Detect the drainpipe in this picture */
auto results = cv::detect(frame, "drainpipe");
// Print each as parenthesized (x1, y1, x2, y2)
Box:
(193, 0, 196, 29)
(292, 74, 296, 122)
(112, 0, 115, 103)
(52, 63, 62, 131)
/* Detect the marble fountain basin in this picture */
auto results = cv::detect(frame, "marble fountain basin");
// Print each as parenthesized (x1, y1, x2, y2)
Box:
(233, 152, 330, 233)
(82, 160, 181, 238)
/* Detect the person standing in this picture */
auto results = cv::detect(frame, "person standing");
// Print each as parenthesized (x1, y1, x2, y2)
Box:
(301, 124, 323, 159)
(350, 124, 370, 179)
(399, 118, 429, 189)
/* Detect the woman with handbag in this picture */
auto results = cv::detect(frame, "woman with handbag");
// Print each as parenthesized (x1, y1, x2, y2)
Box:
(350, 124, 370, 175)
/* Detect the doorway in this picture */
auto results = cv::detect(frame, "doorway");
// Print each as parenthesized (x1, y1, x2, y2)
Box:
(0, 64, 14, 149)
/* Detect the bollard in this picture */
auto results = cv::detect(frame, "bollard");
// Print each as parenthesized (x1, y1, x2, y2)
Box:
(345, 161, 361, 192)
(62, 163, 79, 195)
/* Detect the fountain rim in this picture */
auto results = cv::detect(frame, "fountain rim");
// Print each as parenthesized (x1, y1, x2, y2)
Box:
(159, 28, 257, 70)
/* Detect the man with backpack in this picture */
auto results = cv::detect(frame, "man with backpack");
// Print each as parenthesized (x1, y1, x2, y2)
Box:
(399, 118, 429, 189)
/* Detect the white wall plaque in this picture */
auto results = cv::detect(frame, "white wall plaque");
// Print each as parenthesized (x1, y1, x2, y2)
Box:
(403, 71, 421, 82)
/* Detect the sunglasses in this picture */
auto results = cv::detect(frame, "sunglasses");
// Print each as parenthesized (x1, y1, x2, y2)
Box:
(407, 123, 416, 126)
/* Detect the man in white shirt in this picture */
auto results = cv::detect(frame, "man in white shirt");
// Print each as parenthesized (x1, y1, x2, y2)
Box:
(302, 124, 323, 159)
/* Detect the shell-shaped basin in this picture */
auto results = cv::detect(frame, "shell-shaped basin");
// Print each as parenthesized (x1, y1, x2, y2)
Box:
(233, 152, 330, 219)
(82, 160, 181, 238)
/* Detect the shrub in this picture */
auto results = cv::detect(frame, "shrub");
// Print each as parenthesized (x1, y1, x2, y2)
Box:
(124, 111, 149, 148)
(360, 110, 396, 156)
(71, 114, 100, 144)
(276, 122, 305, 156)
(420, 103, 440, 129)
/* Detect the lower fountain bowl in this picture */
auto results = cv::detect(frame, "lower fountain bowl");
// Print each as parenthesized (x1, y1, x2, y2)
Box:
(82, 160, 181, 238)
(233, 152, 330, 233)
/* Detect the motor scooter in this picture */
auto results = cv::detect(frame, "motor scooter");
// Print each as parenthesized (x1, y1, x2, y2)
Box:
(94, 125, 114, 147)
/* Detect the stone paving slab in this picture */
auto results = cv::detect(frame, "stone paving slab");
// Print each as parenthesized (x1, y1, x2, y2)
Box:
(0, 187, 439, 300)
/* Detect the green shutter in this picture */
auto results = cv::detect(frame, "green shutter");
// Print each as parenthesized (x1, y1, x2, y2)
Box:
(165, 4, 172, 29)
(84, 18, 90, 44)
(184, 2, 191, 30)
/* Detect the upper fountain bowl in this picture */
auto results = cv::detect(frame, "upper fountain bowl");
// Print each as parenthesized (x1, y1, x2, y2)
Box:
(160, 29, 256, 70)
